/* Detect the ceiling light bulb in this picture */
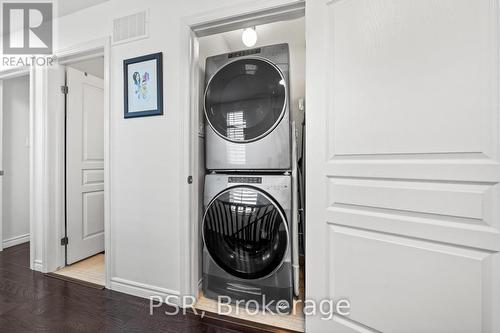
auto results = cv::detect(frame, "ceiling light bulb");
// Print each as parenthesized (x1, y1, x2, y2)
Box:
(242, 27, 257, 47)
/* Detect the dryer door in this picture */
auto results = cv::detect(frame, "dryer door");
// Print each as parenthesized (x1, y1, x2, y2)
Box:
(203, 186, 289, 280)
(204, 58, 287, 143)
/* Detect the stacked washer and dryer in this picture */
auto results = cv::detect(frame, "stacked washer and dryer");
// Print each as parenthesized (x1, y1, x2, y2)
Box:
(202, 44, 296, 313)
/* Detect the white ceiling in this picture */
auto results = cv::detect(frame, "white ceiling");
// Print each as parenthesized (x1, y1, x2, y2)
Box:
(57, 0, 109, 17)
(68, 57, 104, 79)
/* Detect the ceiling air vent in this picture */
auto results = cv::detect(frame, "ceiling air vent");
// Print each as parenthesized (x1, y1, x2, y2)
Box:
(113, 10, 149, 45)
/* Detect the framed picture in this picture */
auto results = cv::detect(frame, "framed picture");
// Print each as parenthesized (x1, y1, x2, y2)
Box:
(124, 52, 163, 118)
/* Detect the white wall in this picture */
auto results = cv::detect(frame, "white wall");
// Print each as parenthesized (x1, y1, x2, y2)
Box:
(2, 75, 30, 248)
(53, 0, 272, 299)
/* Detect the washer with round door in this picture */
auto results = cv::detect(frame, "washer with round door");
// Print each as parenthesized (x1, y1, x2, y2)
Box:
(202, 174, 293, 313)
(204, 43, 291, 171)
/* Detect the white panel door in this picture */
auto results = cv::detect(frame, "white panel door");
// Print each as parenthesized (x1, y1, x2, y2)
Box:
(306, 0, 500, 332)
(66, 67, 104, 264)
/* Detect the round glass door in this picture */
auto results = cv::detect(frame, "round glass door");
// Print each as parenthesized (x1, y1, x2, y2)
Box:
(204, 58, 287, 143)
(203, 186, 289, 280)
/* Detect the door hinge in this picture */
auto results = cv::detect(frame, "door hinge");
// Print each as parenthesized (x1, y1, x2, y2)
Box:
(61, 237, 68, 246)
(61, 85, 68, 94)
(187, 175, 193, 184)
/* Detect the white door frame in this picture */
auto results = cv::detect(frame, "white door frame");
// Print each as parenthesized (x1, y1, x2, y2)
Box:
(0, 67, 32, 258)
(39, 37, 112, 288)
(177, 0, 305, 298)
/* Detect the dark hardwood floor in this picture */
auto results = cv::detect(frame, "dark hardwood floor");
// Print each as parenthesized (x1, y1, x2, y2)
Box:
(0, 243, 288, 332)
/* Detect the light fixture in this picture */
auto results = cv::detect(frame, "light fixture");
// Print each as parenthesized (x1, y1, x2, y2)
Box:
(241, 27, 257, 47)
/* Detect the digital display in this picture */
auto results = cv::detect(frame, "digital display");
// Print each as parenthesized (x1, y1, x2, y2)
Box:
(228, 176, 262, 184)
(228, 48, 261, 58)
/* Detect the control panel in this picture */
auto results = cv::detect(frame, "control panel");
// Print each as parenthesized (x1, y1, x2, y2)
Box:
(228, 176, 262, 184)
(228, 48, 261, 58)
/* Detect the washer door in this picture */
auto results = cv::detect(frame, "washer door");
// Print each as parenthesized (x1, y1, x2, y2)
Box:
(203, 186, 289, 280)
(204, 58, 287, 143)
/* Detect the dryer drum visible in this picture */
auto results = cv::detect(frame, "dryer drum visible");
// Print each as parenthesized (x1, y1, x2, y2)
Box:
(204, 43, 291, 171)
(204, 58, 287, 143)
(202, 186, 289, 280)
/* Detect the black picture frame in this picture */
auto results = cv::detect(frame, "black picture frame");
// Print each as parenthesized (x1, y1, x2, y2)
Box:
(123, 52, 163, 118)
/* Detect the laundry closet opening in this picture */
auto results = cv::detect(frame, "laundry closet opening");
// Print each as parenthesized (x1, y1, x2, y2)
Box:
(191, 14, 306, 332)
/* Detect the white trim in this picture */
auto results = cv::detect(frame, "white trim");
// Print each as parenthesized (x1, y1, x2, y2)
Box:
(33, 259, 43, 272)
(40, 65, 51, 274)
(177, 22, 196, 299)
(40, 37, 112, 287)
(110, 277, 181, 303)
(31, 65, 46, 272)
(0, 67, 30, 81)
(177, 0, 305, 300)
(3, 234, 30, 249)
(29, 66, 35, 270)
(183, 0, 304, 36)
(56, 38, 108, 60)
(57, 52, 105, 66)
(103, 38, 112, 290)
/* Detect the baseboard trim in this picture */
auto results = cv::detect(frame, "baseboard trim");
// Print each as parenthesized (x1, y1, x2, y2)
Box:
(110, 277, 181, 304)
(33, 259, 43, 272)
(2, 234, 30, 249)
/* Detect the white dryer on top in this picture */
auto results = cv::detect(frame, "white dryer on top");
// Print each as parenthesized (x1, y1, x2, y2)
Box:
(204, 43, 291, 171)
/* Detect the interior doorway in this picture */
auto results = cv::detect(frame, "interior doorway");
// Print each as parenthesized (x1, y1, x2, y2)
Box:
(0, 73, 31, 253)
(49, 55, 106, 288)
